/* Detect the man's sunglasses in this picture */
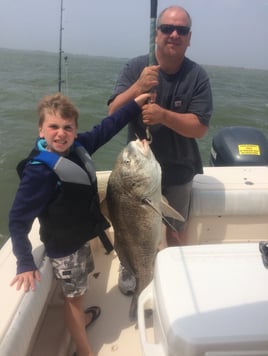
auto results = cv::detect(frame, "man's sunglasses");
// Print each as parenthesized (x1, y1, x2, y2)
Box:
(158, 24, 190, 36)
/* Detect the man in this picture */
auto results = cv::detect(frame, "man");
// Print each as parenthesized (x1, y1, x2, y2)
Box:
(108, 6, 213, 294)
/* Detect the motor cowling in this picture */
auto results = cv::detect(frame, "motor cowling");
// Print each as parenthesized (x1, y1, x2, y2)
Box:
(210, 126, 268, 166)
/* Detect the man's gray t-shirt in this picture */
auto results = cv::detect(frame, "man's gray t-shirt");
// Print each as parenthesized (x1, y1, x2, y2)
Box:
(108, 55, 213, 186)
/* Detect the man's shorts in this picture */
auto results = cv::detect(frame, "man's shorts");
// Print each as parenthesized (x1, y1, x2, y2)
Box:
(50, 242, 94, 298)
(162, 180, 193, 231)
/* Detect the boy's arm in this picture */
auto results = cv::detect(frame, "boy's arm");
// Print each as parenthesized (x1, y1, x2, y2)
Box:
(9, 164, 57, 288)
(79, 95, 149, 154)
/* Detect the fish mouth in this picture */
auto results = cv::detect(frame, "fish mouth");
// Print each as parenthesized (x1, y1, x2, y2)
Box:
(125, 139, 151, 161)
(135, 138, 149, 155)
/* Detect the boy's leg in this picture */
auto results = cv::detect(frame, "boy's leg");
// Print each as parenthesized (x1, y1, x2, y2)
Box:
(50, 242, 96, 356)
(64, 295, 93, 356)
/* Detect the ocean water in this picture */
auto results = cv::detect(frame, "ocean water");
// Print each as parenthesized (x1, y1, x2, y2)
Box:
(0, 48, 268, 246)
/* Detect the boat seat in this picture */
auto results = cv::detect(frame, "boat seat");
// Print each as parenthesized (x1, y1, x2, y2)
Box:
(0, 219, 53, 356)
(190, 166, 268, 217)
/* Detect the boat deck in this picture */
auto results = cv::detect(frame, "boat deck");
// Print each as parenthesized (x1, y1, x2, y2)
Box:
(29, 234, 152, 356)
(2, 167, 268, 356)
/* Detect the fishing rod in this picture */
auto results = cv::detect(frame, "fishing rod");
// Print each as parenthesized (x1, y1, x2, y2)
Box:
(58, 0, 64, 92)
(146, 0, 158, 141)
(149, 0, 158, 66)
(58, 0, 69, 94)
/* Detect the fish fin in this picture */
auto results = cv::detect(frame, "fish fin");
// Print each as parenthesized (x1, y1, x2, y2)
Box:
(160, 198, 185, 222)
(100, 198, 110, 220)
(142, 198, 184, 231)
(142, 198, 162, 216)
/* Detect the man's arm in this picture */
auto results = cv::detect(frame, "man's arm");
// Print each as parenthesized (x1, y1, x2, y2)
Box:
(108, 65, 160, 114)
(142, 103, 208, 138)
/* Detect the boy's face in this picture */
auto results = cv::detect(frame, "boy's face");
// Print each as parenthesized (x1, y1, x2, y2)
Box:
(39, 112, 77, 155)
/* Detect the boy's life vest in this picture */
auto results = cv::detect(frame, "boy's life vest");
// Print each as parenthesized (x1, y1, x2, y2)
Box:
(16, 140, 113, 254)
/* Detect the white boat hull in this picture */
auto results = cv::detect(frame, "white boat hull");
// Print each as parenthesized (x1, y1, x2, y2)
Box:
(1, 166, 268, 356)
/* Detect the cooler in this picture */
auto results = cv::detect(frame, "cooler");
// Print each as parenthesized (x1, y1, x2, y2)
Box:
(138, 243, 268, 356)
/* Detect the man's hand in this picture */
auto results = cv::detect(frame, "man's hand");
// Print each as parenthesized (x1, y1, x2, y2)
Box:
(10, 270, 41, 292)
(136, 65, 160, 93)
(142, 103, 164, 125)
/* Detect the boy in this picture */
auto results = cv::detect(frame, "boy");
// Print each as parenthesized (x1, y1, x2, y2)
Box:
(9, 92, 149, 356)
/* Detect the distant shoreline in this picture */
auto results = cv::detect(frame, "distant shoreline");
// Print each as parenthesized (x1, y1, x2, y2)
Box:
(1, 47, 267, 72)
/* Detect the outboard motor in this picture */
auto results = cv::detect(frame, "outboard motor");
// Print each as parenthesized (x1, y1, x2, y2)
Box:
(210, 126, 268, 166)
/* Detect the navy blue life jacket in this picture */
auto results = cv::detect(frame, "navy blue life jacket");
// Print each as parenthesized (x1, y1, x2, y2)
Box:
(17, 141, 112, 256)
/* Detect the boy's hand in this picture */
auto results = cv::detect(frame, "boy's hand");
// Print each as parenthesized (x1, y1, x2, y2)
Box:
(10, 270, 41, 292)
(134, 93, 151, 107)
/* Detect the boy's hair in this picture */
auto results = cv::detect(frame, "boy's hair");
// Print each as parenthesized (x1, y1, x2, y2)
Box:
(37, 93, 79, 127)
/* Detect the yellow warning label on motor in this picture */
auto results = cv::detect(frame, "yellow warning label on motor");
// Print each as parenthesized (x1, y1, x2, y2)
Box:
(238, 144, 260, 155)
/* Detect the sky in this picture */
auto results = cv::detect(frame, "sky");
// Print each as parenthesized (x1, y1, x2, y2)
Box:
(1, 0, 268, 70)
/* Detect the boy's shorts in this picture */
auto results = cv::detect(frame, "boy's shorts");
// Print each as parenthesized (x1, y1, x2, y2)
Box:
(50, 242, 94, 298)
